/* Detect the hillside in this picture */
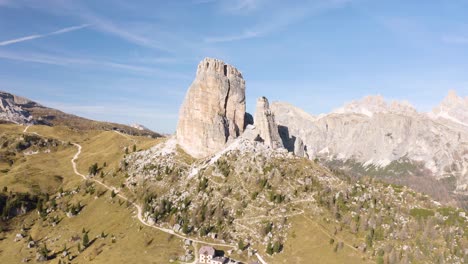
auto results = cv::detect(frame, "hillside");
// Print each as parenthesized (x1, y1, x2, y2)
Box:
(0, 124, 185, 263)
(0, 91, 161, 138)
(124, 126, 468, 263)
(0, 122, 466, 263)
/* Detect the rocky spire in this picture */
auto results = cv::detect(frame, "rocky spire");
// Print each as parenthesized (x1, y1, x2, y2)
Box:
(176, 58, 246, 158)
(254, 97, 284, 149)
(432, 89, 468, 126)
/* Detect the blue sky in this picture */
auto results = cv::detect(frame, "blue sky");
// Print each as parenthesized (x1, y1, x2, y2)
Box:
(0, 0, 467, 133)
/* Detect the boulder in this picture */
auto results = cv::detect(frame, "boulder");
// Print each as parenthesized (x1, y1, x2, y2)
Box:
(176, 58, 246, 158)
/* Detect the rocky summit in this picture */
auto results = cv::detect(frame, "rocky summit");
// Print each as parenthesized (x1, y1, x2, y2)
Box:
(176, 58, 246, 158)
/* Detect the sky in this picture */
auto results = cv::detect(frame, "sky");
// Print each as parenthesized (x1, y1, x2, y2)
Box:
(0, 0, 467, 133)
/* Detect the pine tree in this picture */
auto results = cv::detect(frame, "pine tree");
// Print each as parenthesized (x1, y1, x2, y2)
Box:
(366, 233, 373, 248)
(273, 241, 282, 253)
(38, 243, 49, 259)
(83, 232, 89, 248)
(238, 240, 245, 250)
(88, 163, 99, 175)
(266, 242, 273, 255)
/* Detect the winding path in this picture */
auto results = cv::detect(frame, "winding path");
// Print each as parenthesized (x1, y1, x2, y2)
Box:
(23, 125, 267, 264)
(71, 143, 237, 248)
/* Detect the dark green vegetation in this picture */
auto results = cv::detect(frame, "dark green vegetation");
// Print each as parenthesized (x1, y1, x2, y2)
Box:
(0, 191, 40, 219)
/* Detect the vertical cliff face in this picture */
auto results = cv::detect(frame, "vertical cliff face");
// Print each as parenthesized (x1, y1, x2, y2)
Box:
(176, 58, 246, 158)
(254, 97, 284, 149)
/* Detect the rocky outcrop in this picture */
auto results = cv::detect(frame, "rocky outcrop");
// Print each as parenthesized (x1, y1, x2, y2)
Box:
(271, 92, 468, 199)
(0, 91, 35, 124)
(176, 58, 246, 158)
(254, 97, 283, 149)
(431, 90, 468, 127)
(293, 136, 307, 158)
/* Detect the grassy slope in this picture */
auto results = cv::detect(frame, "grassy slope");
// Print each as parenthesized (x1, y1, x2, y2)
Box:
(0, 124, 185, 263)
(271, 215, 366, 264)
(0, 124, 409, 264)
(0, 146, 77, 194)
(0, 189, 184, 263)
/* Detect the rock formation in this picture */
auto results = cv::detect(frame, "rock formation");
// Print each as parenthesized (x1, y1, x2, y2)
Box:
(271, 92, 468, 200)
(293, 136, 307, 158)
(0, 91, 34, 124)
(176, 58, 246, 158)
(254, 97, 283, 149)
(431, 90, 468, 126)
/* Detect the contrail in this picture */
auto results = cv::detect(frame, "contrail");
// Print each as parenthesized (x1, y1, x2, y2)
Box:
(0, 24, 91, 46)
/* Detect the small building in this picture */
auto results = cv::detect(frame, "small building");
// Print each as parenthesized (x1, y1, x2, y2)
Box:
(199, 246, 215, 263)
(211, 256, 228, 264)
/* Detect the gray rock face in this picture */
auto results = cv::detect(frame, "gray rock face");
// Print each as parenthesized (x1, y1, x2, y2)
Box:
(431, 90, 468, 126)
(176, 58, 246, 158)
(0, 91, 36, 124)
(294, 136, 307, 158)
(271, 93, 468, 196)
(254, 97, 283, 149)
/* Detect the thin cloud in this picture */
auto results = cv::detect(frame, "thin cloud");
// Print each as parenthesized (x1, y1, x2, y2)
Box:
(194, 0, 263, 14)
(0, 24, 90, 46)
(203, 0, 353, 43)
(205, 31, 259, 43)
(224, 0, 263, 13)
(2, 0, 173, 52)
(0, 50, 190, 79)
(81, 13, 170, 51)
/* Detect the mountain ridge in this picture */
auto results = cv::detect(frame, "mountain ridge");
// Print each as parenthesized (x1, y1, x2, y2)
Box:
(271, 91, 468, 206)
(0, 90, 161, 138)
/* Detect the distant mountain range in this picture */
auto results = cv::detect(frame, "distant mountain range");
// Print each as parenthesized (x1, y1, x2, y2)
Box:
(0, 91, 160, 138)
(272, 91, 468, 204)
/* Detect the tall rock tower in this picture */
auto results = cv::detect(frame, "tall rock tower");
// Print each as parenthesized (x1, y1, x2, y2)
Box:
(254, 97, 284, 149)
(176, 58, 246, 158)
